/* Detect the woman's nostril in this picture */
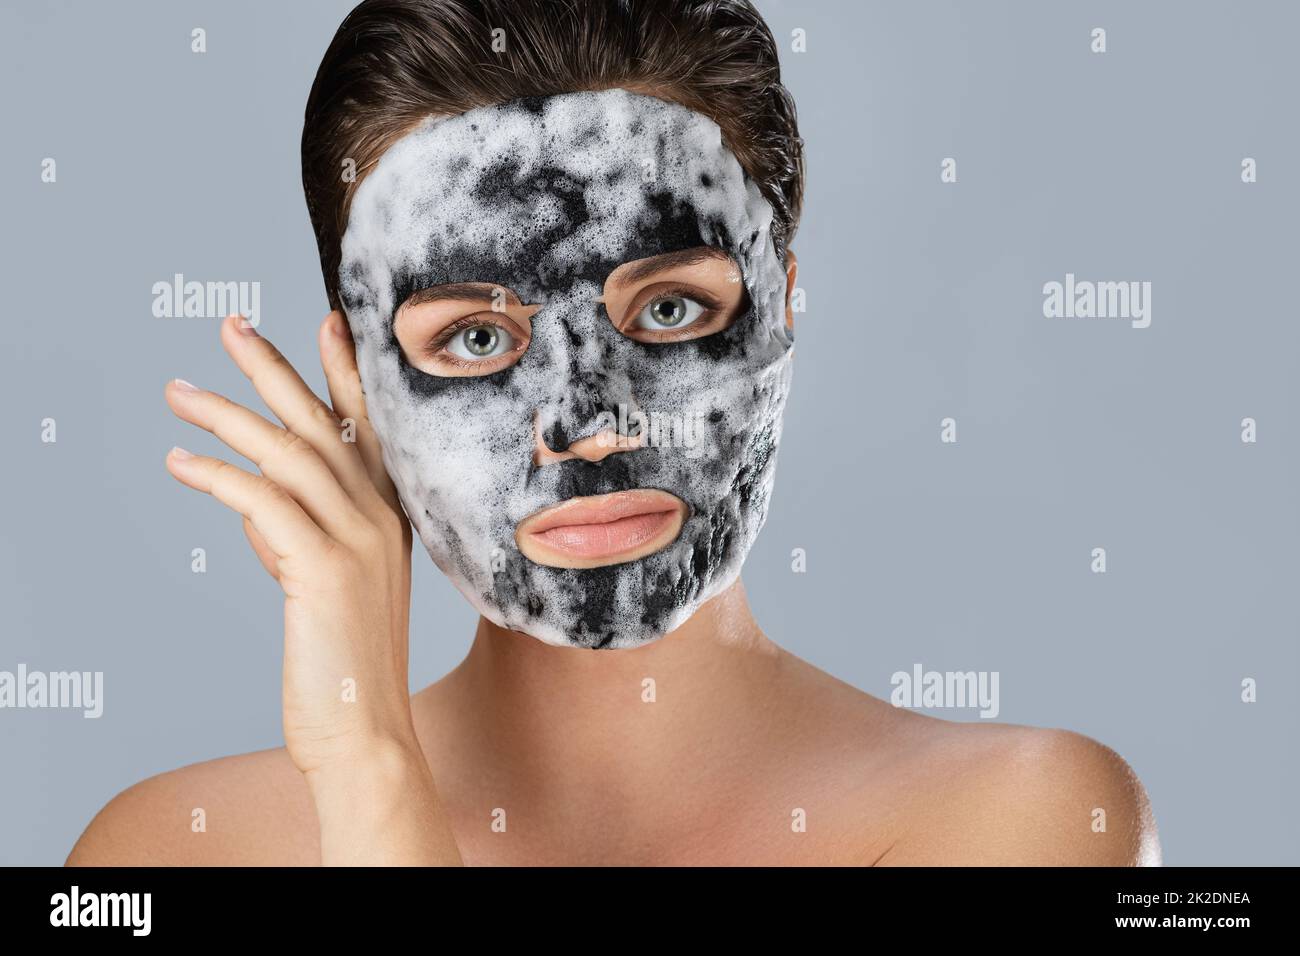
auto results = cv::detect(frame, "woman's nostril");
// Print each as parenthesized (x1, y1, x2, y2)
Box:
(543, 421, 569, 453)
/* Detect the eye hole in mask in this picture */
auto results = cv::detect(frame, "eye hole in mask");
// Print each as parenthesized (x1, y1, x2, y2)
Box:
(600, 245, 748, 344)
(394, 281, 538, 377)
(393, 244, 749, 376)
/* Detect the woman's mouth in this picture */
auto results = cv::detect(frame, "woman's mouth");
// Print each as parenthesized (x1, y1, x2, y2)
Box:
(515, 489, 688, 569)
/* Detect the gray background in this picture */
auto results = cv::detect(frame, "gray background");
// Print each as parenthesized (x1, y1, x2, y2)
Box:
(1, 0, 1296, 865)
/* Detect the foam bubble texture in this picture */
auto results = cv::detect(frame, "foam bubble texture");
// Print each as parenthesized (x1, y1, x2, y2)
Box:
(339, 89, 794, 648)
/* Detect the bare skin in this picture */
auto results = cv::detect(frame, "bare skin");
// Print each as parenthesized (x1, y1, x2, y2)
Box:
(66, 252, 1161, 867)
(65, 594, 1160, 866)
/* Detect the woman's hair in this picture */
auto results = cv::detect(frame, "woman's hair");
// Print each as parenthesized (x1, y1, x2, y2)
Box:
(301, 0, 805, 310)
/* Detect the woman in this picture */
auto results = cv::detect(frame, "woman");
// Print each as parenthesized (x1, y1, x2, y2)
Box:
(68, 0, 1159, 866)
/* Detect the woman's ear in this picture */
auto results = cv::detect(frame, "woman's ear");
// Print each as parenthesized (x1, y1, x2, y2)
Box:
(784, 248, 798, 332)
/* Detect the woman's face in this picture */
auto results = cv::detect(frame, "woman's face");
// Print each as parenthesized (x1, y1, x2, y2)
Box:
(339, 89, 794, 648)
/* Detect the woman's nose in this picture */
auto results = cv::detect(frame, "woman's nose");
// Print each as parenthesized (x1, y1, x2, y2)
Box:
(532, 413, 643, 466)
(523, 287, 649, 466)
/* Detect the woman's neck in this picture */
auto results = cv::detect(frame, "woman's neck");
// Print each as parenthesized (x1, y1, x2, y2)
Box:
(412, 578, 794, 814)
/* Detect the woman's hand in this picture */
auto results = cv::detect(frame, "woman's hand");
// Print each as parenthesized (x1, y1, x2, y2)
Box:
(164, 312, 461, 865)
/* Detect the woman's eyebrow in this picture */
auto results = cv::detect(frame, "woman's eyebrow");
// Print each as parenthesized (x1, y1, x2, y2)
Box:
(403, 283, 524, 306)
(613, 247, 732, 286)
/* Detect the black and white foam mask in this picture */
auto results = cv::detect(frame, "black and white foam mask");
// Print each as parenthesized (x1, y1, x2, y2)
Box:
(339, 89, 794, 649)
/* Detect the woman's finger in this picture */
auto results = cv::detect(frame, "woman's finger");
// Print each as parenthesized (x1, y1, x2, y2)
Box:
(165, 377, 368, 541)
(318, 311, 401, 510)
(165, 446, 331, 561)
(243, 517, 281, 581)
(218, 313, 375, 504)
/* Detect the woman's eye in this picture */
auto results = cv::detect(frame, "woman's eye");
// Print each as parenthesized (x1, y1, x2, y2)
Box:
(445, 323, 515, 360)
(634, 295, 707, 331)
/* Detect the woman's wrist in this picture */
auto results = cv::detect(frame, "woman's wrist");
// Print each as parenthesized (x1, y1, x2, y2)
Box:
(305, 736, 463, 866)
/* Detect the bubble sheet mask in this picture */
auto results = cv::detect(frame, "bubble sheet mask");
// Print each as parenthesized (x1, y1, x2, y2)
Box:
(339, 88, 794, 649)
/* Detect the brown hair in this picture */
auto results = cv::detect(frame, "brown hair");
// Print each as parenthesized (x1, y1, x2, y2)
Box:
(302, 0, 805, 311)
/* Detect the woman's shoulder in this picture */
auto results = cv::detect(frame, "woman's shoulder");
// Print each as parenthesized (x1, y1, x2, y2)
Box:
(870, 709, 1162, 865)
(65, 746, 319, 866)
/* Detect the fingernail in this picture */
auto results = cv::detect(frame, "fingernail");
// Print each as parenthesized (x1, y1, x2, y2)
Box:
(169, 446, 194, 461)
(234, 313, 259, 336)
(330, 312, 349, 338)
(171, 377, 200, 392)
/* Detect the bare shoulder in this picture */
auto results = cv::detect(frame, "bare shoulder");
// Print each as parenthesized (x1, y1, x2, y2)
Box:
(782, 667, 1160, 865)
(66, 747, 319, 866)
(881, 718, 1161, 866)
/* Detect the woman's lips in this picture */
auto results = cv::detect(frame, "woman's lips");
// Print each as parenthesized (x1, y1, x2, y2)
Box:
(515, 489, 688, 569)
